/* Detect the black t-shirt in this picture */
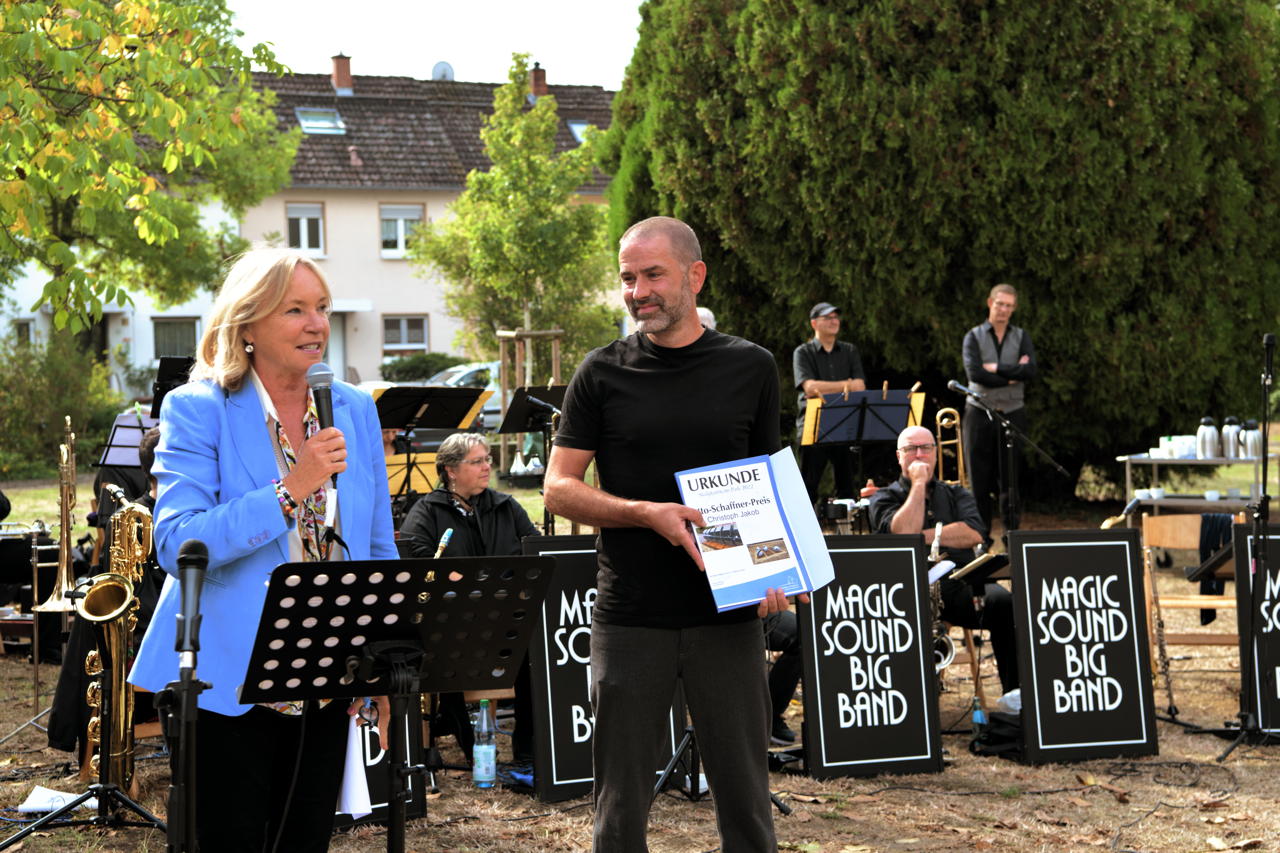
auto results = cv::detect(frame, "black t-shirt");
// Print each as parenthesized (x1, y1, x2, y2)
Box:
(792, 338, 865, 426)
(868, 477, 987, 566)
(554, 329, 781, 628)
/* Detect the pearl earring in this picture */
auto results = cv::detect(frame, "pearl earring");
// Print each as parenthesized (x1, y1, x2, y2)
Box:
(245, 343, 254, 353)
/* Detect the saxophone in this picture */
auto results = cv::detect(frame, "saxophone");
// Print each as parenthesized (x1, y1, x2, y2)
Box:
(77, 484, 150, 793)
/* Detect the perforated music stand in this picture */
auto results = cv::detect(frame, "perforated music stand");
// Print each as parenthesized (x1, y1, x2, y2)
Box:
(239, 555, 553, 853)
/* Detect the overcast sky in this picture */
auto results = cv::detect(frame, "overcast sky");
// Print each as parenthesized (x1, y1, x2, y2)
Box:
(226, 0, 644, 90)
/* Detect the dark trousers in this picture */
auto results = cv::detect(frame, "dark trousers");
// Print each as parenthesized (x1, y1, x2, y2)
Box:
(963, 405, 1027, 532)
(799, 444, 856, 503)
(764, 610, 802, 721)
(195, 702, 348, 853)
(940, 578, 1019, 694)
(590, 620, 776, 853)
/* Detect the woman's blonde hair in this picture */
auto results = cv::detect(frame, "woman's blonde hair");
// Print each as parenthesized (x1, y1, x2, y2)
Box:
(191, 249, 332, 390)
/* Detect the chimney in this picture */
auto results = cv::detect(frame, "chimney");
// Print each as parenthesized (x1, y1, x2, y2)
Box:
(530, 61, 548, 97)
(332, 53, 353, 96)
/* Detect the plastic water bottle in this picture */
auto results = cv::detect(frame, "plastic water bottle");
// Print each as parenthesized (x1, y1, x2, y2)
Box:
(970, 696, 987, 740)
(472, 699, 496, 789)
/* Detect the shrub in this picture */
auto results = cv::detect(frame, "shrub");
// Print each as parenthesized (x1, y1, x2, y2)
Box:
(380, 352, 469, 383)
(0, 334, 123, 480)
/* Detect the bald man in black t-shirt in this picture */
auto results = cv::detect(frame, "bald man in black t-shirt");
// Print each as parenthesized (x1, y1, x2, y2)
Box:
(546, 216, 792, 853)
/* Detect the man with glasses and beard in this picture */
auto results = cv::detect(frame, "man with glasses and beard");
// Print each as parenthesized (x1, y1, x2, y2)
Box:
(546, 216, 792, 853)
(869, 425, 1019, 698)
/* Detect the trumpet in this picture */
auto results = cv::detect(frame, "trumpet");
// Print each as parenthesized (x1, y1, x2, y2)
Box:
(34, 416, 78, 612)
(934, 407, 968, 489)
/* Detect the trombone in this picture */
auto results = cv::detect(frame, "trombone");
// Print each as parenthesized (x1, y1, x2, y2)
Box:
(934, 407, 968, 489)
(34, 416, 79, 613)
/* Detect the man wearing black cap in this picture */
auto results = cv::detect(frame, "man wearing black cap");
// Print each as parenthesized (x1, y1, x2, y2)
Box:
(793, 301, 866, 503)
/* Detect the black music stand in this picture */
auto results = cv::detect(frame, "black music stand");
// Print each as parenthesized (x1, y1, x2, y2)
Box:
(151, 357, 194, 418)
(371, 386, 486, 525)
(239, 556, 553, 853)
(808, 389, 913, 486)
(497, 386, 567, 532)
(95, 411, 159, 470)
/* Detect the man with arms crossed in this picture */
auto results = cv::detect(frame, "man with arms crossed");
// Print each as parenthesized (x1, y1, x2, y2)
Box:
(870, 425, 1019, 696)
(545, 216, 790, 853)
(962, 283, 1037, 532)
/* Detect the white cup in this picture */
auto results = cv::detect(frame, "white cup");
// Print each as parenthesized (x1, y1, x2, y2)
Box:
(1134, 489, 1152, 500)
(1149, 487, 1166, 500)
(1204, 490, 1221, 501)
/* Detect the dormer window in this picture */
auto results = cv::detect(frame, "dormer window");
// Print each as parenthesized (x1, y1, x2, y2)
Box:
(295, 107, 346, 135)
(567, 120, 590, 144)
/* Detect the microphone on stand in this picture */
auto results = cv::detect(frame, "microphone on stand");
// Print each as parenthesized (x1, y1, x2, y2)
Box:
(175, 539, 208, 668)
(946, 379, 980, 398)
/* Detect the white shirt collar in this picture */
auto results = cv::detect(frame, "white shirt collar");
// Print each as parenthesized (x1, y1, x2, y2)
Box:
(248, 367, 281, 424)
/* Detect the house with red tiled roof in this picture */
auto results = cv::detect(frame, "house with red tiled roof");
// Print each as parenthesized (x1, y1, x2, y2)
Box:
(239, 55, 614, 383)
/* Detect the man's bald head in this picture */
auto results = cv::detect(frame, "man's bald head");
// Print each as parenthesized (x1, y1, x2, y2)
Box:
(895, 425, 937, 479)
(619, 216, 702, 270)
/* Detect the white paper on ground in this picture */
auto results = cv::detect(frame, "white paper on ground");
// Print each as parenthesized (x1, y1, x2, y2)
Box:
(18, 785, 97, 813)
(336, 714, 373, 818)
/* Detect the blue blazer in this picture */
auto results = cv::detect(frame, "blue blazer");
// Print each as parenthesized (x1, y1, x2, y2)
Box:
(129, 378, 397, 715)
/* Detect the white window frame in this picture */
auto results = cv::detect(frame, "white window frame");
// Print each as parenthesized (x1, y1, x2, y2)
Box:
(153, 317, 201, 360)
(286, 203, 325, 256)
(12, 319, 32, 345)
(380, 204, 425, 259)
(295, 107, 347, 135)
(382, 314, 429, 354)
(566, 120, 590, 144)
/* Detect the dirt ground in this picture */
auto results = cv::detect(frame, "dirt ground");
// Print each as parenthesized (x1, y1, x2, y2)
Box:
(0, 515, 1275, 852)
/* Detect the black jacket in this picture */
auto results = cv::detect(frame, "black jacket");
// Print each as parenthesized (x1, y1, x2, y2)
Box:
(400, 487, 539, 558)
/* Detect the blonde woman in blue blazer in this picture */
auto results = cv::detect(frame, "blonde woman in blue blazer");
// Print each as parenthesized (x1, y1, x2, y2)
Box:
(130, 249, 397, 852)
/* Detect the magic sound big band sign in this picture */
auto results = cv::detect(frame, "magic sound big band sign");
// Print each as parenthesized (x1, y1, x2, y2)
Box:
(1009, 529, 1157, 763)
(798, 535, 942, 778)
(1232, 524, 1280, 733)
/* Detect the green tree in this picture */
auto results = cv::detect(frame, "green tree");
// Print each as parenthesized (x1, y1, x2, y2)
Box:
(0, 0, 299, 329)
(409, 54, 620, 375)
(604, 0, 1280, 484)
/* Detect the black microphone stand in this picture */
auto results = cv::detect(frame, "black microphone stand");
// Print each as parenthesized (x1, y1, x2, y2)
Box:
(154, 543, 210, 852)
(954, 387, 1069, 542)
(1219, 333, 1276, 762)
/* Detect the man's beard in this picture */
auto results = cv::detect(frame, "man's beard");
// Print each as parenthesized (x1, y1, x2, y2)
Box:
(628, 274, 693, 334)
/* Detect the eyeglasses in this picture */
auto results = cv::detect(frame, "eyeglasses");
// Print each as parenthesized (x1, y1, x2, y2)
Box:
(461, 455, 493, 466)
(898, 443, 936, 456)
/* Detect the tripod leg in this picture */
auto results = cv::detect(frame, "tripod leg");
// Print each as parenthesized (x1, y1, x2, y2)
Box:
(651, 727, 694, 802)
(0, 789, 99, 849)
(770, 790, 792, 816)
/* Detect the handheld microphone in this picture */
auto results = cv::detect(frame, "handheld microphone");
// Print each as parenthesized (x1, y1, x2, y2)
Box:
(175, 539, 208, 662)
(947, 379, 978, 397)
(306, 362, 337, 486)
(433, 528, 454, 559)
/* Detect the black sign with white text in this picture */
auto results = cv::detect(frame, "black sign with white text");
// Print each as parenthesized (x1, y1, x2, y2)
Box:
(798, 535, 942, 778)
(333, 700, 424, 829)
(1231, 524, 1280, 733)
(523, 536, 682, 802)
(1009, 529, 1156, 763)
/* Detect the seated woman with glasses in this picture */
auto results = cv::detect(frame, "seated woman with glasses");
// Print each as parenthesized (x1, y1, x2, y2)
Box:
(399, 432, 540, 764)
